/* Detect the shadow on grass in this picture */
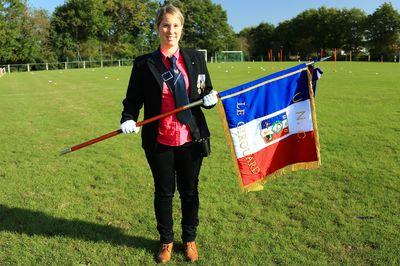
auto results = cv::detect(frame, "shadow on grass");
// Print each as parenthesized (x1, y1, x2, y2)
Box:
(0, 204, 158, 252)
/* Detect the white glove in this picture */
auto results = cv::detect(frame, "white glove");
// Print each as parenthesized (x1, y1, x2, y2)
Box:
(120, 120, 140, 134)
(203, 90, 218, 107)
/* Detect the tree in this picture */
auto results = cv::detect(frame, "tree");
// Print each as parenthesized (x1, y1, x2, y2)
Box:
(285, 7, 343, 56)
(50, 0, 159, 61)
(338, 8, 367, 54)
(102, 0, 158, 58)
(239, 23, 275, 60)
(164, 0, 237, 55)
(365, 2, 400, 60)
(0, 0, 26, 63)
(50, 0, 110, 61)
(236, 35, 250, 59)
(249, 7, 367, 60)
(271, 20, 294, 58)
(21, 9, 55, 63)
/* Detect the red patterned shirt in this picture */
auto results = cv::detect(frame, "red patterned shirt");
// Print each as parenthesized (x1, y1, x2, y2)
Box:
(157, 48, 192, 146)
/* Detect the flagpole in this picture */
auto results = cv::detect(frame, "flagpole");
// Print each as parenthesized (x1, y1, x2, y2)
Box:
(61, 58, 330, 155)
(306, 56, 331, 66)
(333, 49, 337, 72)
(60, 99, 203, 155)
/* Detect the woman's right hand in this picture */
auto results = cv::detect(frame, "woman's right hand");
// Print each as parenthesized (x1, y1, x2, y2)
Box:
(203, 90, 218, 107)
(121, 120, 140, 134)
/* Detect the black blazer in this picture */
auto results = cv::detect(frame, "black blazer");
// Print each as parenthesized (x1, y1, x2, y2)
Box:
(121, 48, 214, 152)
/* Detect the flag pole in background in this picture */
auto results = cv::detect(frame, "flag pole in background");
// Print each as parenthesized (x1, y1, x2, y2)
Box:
(333, 48, 337, 72)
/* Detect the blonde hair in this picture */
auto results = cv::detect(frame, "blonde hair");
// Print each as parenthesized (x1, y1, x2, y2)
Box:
(155, 4, 184, 30)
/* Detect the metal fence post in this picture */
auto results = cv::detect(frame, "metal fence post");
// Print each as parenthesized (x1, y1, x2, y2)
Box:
(1, 58, 137, 74)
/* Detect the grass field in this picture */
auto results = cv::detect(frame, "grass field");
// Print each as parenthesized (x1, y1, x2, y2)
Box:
(0, 61, 399, 264)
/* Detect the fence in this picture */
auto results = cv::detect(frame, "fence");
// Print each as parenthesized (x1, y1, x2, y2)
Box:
(2, 54, 399, 75)
(0, 59, 134, 74)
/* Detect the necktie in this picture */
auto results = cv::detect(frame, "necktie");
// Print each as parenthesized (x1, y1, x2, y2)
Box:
(168, 56, 192, 124)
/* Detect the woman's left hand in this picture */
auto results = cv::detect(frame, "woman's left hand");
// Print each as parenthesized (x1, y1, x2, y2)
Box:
(203, 90, 218, 107)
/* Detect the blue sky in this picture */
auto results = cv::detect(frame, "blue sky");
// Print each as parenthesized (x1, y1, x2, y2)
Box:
(29, 0, 400, 32)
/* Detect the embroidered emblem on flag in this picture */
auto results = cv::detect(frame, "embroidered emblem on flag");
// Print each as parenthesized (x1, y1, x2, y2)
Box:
(260, 112, 289, 142)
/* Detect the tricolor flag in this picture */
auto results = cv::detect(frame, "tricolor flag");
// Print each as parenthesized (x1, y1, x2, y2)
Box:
(219, 63, 321, 191)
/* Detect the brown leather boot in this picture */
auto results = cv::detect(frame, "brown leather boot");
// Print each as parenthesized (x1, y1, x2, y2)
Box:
(157, 242, 173, 263)
(183, 241, 198, 262)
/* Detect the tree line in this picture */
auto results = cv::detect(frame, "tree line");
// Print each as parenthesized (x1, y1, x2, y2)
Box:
(240, 3, 400, 61)
(0, 0, 399, 64)
(0, 0, 236, 64)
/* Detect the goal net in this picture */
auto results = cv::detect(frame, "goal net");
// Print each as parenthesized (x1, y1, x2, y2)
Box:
(197, 49, 207, 62)
(215, 51, 243, 62)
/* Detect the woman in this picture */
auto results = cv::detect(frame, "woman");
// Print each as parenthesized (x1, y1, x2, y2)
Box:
(120, 4, 217, 263)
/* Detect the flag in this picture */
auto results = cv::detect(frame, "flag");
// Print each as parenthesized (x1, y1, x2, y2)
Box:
(308, 65, 323, 96)
(219, 63, 321, 191)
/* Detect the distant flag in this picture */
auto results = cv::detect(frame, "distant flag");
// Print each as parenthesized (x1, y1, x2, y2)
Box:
(308, 65, 323, 95)
(218, 63, 321, 191)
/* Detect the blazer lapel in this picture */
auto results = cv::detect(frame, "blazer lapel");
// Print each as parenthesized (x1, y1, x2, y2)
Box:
(181, 49, 197, 100)
(146, 51, 164, 90)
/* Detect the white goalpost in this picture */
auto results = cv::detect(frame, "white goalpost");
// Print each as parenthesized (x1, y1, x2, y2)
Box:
(215, 51, 243, 63)
(197, 49, 208, 62)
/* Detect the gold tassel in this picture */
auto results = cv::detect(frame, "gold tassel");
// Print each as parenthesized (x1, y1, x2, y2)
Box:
(217, 102, 245, 191)
(306, 68, 322, 166)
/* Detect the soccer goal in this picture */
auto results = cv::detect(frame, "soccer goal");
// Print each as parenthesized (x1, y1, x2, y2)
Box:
(197, 49, 207, 62)
(215, 51, 243, 63)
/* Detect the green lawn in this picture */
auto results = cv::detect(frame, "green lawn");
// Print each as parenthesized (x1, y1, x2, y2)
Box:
(0, 61, 399, 264)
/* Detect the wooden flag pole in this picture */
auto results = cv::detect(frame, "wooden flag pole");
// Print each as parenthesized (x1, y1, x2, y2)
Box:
(333, 48, 337, 72)
(60, 99, 204, 155)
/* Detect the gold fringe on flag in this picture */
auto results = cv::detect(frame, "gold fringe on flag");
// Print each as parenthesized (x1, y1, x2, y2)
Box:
(307, 68, 321, 166)
(217, 102, 245, 191)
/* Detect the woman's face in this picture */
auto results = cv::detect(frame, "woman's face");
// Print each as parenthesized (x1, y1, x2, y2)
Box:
(158, 12, 183, 49)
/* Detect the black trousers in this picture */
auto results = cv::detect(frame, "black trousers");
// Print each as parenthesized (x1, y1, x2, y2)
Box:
(145, 142, 203, 244)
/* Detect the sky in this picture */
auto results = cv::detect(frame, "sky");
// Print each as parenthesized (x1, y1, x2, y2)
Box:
(29, 0, 400, 32)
